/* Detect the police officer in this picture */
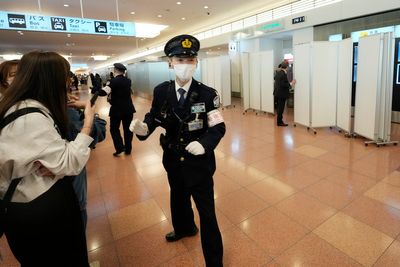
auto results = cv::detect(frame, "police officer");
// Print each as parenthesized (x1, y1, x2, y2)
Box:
(130, 34, 225, 267)
(100, 63, 136, 156)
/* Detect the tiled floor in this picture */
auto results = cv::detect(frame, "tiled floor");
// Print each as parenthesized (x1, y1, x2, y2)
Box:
(2, 88, 400, 267)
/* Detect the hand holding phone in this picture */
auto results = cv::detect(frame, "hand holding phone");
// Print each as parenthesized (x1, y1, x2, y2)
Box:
(90, 92, 99, 106)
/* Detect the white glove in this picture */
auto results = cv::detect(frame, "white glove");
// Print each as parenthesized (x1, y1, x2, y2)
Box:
(129, 119, 149, 136)
(185, 141, 205, 155)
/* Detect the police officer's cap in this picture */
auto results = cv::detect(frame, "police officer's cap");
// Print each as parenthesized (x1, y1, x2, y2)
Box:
(164, 34, 200, 57)
(113, 63, 126, 71)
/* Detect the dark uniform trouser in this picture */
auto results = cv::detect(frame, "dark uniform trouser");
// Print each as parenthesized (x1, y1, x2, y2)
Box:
(110, 113, 133, 153)
(276, 97, 287, 124)
(168, 170, 223, 267)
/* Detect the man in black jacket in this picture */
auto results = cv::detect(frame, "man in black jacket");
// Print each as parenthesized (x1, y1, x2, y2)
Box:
(130, 34, 225, 267)
(100, 63, 135, 156)
(273, 61, 295, 126)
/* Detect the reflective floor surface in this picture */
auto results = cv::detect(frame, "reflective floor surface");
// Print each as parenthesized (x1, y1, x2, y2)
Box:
(2, 87, 400, 267)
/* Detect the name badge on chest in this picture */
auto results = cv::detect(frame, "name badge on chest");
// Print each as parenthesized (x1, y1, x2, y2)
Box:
(191, 103, 206, 114)
(188, 119, 203, 131)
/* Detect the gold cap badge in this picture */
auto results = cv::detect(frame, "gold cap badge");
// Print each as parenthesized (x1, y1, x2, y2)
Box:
(182, 39, 192, 48)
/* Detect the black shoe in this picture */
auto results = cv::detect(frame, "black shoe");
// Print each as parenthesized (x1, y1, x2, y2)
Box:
(165, 226, 199, 242)
(125, 150, 131, 155)
(113, 149, 124, 156)
(277, 122, 288, 127)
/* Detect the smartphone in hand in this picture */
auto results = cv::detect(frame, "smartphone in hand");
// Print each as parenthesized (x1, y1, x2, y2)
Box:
(90, 92, 99, 106)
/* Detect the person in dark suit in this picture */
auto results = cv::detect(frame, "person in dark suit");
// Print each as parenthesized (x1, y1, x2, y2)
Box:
(273, 61, 295, 126)
(99, 63, 135, 156)
(130, 34, 225, 267)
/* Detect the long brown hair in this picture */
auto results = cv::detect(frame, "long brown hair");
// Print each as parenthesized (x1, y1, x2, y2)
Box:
(0, 59, 19, 93)
(0, 51, 70, 138)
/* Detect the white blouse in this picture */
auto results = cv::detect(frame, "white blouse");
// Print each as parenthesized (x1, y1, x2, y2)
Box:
(0, 99, 93, 202)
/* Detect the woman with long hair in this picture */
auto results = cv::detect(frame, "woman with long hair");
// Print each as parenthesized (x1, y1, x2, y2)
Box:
(0, 51, 95, 266)
(0, 59, 19, 97)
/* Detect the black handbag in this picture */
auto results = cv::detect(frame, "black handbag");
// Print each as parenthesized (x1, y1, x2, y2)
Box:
(0, 107, 47, 237)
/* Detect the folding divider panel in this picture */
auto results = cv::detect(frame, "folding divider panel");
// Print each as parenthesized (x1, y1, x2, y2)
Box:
(354, 34, 382, 140)
(378, 32, 394, 141)
(260, 50, 274, 113)
(249, 52, 261, 111)
(294, 43, 311, 127)
(201, 59, 209, 85)
(336, 38, 353, 132)
(220, 55, 232, 107)
(206, 58, 216, 89)
(310, 42, 338, 127)
(213, 57, 222, 98)
(201, 56, 232, 107)
(241, 53, 250, 111)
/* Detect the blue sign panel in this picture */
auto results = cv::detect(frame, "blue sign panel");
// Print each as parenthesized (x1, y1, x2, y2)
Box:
(0, 11, 135, 36)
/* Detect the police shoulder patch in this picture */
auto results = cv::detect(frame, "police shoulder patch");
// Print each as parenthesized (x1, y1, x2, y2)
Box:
(213, 95, 220, 108)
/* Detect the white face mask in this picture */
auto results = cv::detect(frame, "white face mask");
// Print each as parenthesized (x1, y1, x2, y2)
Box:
(173, 64, 196, 81)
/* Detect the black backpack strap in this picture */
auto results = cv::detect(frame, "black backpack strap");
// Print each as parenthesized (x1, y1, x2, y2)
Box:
(0, 107, 47, 129)
(3, 178, 23, 204)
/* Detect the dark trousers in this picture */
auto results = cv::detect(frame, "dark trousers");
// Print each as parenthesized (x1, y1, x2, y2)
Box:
(168, 172, 223, 267)
(276, 97, 287, 124)
(4, 178, 89, 267)
(110, 113, 133, 153)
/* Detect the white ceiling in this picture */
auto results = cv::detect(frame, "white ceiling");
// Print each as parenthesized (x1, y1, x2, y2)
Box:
(0, 0, 292, 67)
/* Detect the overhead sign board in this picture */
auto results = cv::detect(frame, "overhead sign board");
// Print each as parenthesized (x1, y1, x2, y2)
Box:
(0, 11, 135, 36)
(292, 16, 306, 24)
(257, 20, 284, 33)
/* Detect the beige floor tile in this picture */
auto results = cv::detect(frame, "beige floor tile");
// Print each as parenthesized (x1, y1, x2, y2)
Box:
(294, 145, 328, 158)
(275, 233, 362, 267)
(382, 170, 400, 187)
(374, 240, 400, 267)
(246, 177, 296, 205)
(213, 172, 242, 199)
(108, 198, 167, 240)
(314, 212, 393, 266)
(239, 207, 308, 257)
(304, 179, 359, 209)
(213, 226, 271, 267)
(364, 182, 400, 210)
(276, 192, 337, 230)
(222, 166, 269, 187)
(116, 220, 187, 267)
(298, 159, 342, 178)
(88, 243, 120, 267)
(343, 196, 400, 238)
(87, 215, 114, 251)
(103, 182, 152, 212)
(273, 167, 322, 189)
(215, 188, 269, 224)
(325, 169, 377, 193)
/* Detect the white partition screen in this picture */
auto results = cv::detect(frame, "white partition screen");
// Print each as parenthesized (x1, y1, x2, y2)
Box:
(241, 53, 250, 111)
(260, 51, 274, 113)
(220, 55, 232, 107)
(294, 43, 311, 127)
(354, 34, 382, 140)
(201, 56, 232, 107)
(249, 53, 261, 110)
(336, 38, 353, 132)
(311, 42, 338, 127)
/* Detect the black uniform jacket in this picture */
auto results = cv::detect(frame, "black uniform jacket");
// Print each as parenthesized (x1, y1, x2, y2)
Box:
(138, 79, 226, 187)
(273, 70, 291, 99)
(106, 75, 136, 116)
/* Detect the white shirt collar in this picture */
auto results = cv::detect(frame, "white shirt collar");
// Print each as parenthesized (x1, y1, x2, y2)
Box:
(175, 78, 192, 93)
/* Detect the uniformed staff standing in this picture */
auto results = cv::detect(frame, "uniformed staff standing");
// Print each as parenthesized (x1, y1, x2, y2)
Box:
(100, 63, 136, 156)
(130, 34, 225, 267)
